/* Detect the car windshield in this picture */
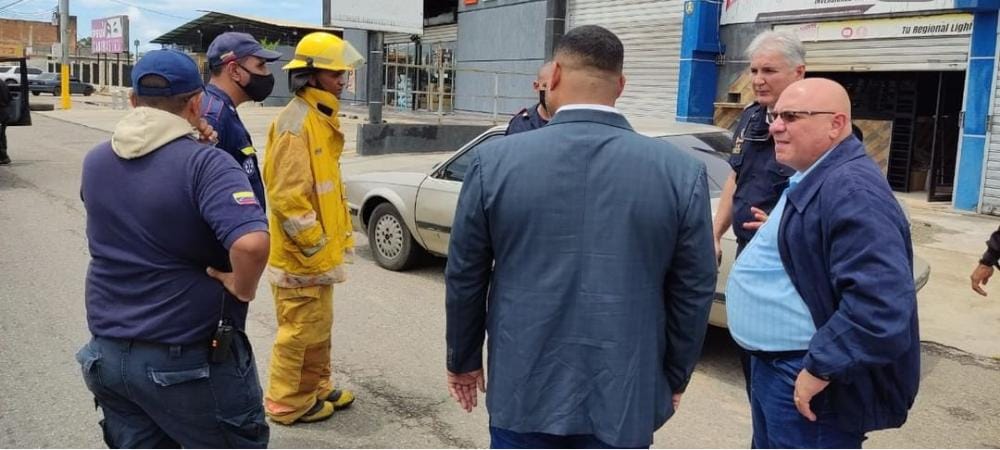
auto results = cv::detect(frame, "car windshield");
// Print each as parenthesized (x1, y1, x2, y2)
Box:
(658, 132, 734, 197)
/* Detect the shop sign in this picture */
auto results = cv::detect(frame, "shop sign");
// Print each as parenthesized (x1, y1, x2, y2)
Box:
(723, 0, 956, 25)
(775, 13, 973, 41)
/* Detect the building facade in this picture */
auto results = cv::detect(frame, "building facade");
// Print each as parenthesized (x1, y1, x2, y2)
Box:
(0, 17, 77, 58)
(691, 0, 1000, 213)
(340, 0, 691, 119)
(337, 0, 1000, 215)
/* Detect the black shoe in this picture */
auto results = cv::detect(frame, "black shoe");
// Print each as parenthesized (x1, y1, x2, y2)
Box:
(0, 157, 10, 165)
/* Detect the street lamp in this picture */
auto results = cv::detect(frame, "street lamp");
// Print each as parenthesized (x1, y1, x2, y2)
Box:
(134, 39, 139, 63)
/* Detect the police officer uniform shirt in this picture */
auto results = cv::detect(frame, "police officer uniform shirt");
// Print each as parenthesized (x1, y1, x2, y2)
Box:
(506, 102, 549, 135)
(203, 84, 268, 211)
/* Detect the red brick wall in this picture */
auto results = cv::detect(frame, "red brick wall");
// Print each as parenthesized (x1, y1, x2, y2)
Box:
(0, 17, 77, 56)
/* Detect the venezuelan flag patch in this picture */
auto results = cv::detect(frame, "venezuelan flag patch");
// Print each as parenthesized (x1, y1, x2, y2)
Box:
(232, 191, 258, 206)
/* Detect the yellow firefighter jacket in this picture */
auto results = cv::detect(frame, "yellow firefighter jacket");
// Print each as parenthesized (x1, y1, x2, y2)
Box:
(262, 86, 352, 287)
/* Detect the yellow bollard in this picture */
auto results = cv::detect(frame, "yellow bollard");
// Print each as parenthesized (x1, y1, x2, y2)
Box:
(60, 65, 71, 110)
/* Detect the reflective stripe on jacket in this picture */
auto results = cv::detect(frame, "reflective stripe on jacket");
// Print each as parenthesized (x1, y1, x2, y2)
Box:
(263, 87, 353, 287)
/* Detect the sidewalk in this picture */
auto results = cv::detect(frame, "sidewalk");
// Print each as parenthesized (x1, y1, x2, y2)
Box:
(33, 94, 1000, 358)
(38, 93, 499, 155)
(897, 193, 1000, 359)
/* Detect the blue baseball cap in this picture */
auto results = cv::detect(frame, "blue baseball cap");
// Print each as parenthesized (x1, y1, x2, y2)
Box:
(131, 49, 204, 97)
(207, 32, 282, 68)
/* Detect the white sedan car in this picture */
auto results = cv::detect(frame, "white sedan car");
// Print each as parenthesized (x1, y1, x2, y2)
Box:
(346, 122, 930, 327)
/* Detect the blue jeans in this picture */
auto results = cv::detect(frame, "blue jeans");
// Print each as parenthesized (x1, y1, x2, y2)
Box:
(750, 355, 864, 449)
(75, 334, 269, 448)
(489, 426, 634, 449)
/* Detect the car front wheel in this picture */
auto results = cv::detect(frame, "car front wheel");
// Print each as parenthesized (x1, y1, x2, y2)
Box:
(367, 202, 425, 271)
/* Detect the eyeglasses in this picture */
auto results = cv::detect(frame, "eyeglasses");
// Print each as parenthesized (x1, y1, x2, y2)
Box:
(766, 110, 837, 124)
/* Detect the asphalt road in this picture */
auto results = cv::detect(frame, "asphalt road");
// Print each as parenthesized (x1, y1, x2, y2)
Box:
(1, 115, 999, 448)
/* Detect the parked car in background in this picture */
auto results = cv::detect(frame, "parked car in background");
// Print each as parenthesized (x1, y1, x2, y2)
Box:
(0, 65, 43, 85)
(345, 122, 931, 328)
(29, 73, 94, 96)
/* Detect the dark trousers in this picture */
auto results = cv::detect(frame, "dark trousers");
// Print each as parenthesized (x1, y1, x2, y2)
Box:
(749, 355, 864, 449)
(489, 427, 634, 449)
(75, 334, 269, 448)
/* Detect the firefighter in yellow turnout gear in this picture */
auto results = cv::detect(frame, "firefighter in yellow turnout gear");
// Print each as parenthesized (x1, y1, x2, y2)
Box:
(262, 32, 364, 425)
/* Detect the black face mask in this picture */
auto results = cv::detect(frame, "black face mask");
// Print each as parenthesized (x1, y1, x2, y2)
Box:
(538, 89, 548, 114)
(237, 64, 275, 102)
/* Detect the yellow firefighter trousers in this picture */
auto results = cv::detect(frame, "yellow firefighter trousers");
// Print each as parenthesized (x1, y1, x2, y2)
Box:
(265, 284, 336, 424)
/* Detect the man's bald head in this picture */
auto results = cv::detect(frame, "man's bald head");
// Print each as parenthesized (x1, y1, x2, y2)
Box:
(769, 78, 855, 171)
(782, 78, 852, 130)
(533, 61, 554, 92)
(538, 61, 555, 79)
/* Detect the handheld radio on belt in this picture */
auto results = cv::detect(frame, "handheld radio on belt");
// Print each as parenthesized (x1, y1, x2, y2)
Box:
(210, 292, 235, 364)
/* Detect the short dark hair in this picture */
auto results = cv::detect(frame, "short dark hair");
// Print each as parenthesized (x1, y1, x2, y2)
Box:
(553, 25, 624, 74)
(209, 55, 250, 77)
(133, 74, 202, 113)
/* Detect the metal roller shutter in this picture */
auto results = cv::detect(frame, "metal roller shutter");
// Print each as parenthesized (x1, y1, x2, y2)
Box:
(385, 24, 458, 45)
(981, 65, 1000, 215)
(567, 0, 683, 119)
(801, 35, 971, 72)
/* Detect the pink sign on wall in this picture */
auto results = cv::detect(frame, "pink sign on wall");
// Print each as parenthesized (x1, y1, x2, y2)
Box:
(92, 16, 129, 54)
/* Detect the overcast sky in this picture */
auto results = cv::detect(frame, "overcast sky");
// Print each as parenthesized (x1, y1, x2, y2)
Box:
(0, 0, 324, 51)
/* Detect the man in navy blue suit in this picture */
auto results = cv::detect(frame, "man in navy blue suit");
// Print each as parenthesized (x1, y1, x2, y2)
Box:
(444, 25, 717, 449)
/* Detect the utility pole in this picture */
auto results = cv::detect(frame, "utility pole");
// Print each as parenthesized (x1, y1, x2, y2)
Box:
(367, 31, 382, 124)
(59, 0, 70, 110)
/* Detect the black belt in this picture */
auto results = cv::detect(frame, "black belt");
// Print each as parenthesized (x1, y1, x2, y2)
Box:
(747, 349, 807, 361)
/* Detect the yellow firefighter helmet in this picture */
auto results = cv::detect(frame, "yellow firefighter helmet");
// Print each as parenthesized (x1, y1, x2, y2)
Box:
(283, 32, 365, 72)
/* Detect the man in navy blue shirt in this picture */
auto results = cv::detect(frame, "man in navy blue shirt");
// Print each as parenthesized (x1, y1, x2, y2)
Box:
(202, 32, 281, 210)
(505, 62, 554, 135)
(76, 49, 271, 448)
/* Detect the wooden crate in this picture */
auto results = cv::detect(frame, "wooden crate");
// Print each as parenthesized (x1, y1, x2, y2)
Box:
(854, 119, 892, 176)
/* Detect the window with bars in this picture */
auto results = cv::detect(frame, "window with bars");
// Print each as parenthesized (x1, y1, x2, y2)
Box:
(383, 40, 456, 113)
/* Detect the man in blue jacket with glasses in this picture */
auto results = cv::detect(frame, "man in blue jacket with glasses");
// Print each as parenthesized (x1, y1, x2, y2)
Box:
(727, 77, 919, 448)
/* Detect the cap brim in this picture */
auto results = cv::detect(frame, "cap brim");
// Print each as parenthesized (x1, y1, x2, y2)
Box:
(251, 48, 282, 62)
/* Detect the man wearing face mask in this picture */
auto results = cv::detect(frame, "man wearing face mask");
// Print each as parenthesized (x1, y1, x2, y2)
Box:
(506, 61, 554, 135)
(203, 32, 281, 211)
(261, 32, 364, 425)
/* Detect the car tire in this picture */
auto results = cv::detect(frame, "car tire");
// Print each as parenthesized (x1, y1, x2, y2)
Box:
(84, 92, 91, 96)
(367, 202, 425, 271)
(31, 91, 39, 96)
(52, 87, 60, 96)
(4, 79, 14, 85)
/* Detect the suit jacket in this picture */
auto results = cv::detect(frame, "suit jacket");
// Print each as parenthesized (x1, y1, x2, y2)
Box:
(445, 108, 716, 447)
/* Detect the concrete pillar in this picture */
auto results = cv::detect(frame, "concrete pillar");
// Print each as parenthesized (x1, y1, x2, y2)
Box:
(953, 10, 998, 211)
(676, 0, 724, 124)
